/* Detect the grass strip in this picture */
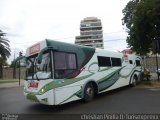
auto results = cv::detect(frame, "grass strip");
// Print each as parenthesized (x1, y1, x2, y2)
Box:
(0, 79, 19, 84)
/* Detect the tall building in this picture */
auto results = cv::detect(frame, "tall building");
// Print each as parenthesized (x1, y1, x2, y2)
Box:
(75, 17, 104, 49)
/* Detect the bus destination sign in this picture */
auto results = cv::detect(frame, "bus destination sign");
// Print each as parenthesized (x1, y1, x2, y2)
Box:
(29, 43, 40, 55)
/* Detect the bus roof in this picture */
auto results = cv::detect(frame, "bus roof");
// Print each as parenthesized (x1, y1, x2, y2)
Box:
(26, 39, 96, 56)
(26, 39, 96, 70)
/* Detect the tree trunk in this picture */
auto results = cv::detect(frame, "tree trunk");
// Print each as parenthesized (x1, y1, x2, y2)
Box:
(0, 64, 3, 79)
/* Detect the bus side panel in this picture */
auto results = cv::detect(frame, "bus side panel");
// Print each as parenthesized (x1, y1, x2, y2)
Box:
(54, 84, 82, 105)
(37, 90, 54, 105)
(82, 52, 130, 93)
(99, 77, 128, 93)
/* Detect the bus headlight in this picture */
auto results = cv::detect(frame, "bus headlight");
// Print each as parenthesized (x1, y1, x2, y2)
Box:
(41, 88, 45, 93)
(38, 86, 48, 95)
(39, 88, 45, 94)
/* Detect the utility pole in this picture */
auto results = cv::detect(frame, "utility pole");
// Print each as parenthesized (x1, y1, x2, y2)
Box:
(13, 51, 16, 79)
(19, 51, 22, 86)
(155, 40, 159, 80)
(156, 53, 159, 80)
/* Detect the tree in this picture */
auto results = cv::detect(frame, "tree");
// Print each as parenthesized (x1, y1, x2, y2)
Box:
(122, 0, 160, 55)
(0, 30, 10, 59)
(0, 30, 11, 78)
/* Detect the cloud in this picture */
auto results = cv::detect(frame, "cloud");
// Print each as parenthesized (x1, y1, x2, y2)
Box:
(0, 0, 130, 64)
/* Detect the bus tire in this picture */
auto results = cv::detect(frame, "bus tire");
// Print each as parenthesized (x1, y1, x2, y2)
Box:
(131, 76, 137, 87)
(83, 83, 94, 102)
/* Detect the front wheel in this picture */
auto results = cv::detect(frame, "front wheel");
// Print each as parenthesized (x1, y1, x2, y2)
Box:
(83, 83, 94, 102)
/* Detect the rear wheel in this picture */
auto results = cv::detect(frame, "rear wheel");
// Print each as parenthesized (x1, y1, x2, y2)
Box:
(83, 83, 94, 102)
(131, 76, 137, 87)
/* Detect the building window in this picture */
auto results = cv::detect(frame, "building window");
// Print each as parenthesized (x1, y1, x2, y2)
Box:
(97, 56, 111, 67)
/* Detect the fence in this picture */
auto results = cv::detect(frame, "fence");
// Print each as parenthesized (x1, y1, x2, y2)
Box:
(2, 67, 26, 79)
(143, 56, 160, 73)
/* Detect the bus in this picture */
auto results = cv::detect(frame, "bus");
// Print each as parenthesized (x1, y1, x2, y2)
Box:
(22, 39, 144, 105)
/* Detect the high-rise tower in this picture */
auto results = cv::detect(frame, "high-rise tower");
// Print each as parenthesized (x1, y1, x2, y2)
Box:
(75, 17, 104, 49)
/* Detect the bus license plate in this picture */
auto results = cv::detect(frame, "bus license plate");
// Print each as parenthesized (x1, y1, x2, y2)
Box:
(29, 82, 39, 88)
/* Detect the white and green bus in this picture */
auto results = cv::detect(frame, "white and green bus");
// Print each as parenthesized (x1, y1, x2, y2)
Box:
(22, 39, 144, 105)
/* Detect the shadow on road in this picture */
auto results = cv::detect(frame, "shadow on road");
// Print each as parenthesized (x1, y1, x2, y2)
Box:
(26, 86, 133, 114)
(95, 85, 131, 99)
(27, 100, 83, 114)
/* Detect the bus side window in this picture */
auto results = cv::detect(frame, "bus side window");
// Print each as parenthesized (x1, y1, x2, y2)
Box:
(129, 60, 133, 64)
(97, 56, 111, 67)
(54, 51, 77, 79)
(111, 57, 121, 66)
(136, 60, 141, 66)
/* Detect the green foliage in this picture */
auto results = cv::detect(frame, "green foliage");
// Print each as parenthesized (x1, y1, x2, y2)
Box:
(0, 29, 11, 78)
(10, 60, 16, 68)
(122, 0, 160, 55)
(0, 79, 18, 84)
(0, 57, 7, 65)
(0, 30, 11, 60)
(10, 60, 20, 68)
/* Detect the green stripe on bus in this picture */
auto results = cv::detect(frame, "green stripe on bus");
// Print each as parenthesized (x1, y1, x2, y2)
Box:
(38, 73, 94, 95)
(26, 93, 39, 102)
(119, 66, 136, 78)
(97, 67, 124, 84)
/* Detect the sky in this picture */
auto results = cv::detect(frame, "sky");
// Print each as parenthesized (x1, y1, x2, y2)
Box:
(0, 0, 130, 64)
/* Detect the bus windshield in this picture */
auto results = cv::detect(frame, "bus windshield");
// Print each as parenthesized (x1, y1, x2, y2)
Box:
(26, 52, 51, 80)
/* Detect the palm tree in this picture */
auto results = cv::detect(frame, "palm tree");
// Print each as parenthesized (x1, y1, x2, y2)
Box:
(0, 30, 11, 59)
(0, 30, 11, 78)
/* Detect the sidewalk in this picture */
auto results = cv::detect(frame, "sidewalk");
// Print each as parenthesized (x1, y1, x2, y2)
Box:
(0, 80, 24, 89)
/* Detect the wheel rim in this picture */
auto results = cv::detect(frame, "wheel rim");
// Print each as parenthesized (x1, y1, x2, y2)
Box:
(86, 87, 93, 97)
(84, 83, 95, 102)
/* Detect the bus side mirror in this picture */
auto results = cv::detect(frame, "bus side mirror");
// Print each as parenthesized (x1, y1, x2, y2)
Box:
(36, 47, 54, 64)
(36, 48, 46, 64)
(37, 59, 41, 64)
(37, 55, 42, 64)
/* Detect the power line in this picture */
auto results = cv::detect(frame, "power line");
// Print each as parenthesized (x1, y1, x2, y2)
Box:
(103, 31, 125, 35)
(11, 38, 126, 45)
(10, 31, 127, 45)
(104, 39, 126, 42)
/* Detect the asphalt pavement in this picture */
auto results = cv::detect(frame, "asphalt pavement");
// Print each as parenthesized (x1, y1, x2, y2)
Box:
(0, 75, 160, 120)
(0, 80, 24, 89)
(0, 84, 160, 114)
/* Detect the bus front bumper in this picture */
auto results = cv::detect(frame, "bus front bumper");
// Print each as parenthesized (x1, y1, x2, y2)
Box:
(24, 89, 55, 105)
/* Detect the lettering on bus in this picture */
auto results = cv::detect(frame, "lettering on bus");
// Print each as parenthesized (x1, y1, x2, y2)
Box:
(29, 43, 40, 55)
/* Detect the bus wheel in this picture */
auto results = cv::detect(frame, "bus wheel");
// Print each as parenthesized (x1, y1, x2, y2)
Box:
(83, 83, 94, 102)
(131, 76, 137, 87)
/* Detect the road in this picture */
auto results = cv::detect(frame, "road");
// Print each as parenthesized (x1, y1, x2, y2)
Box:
(0, 85, 160, 119)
